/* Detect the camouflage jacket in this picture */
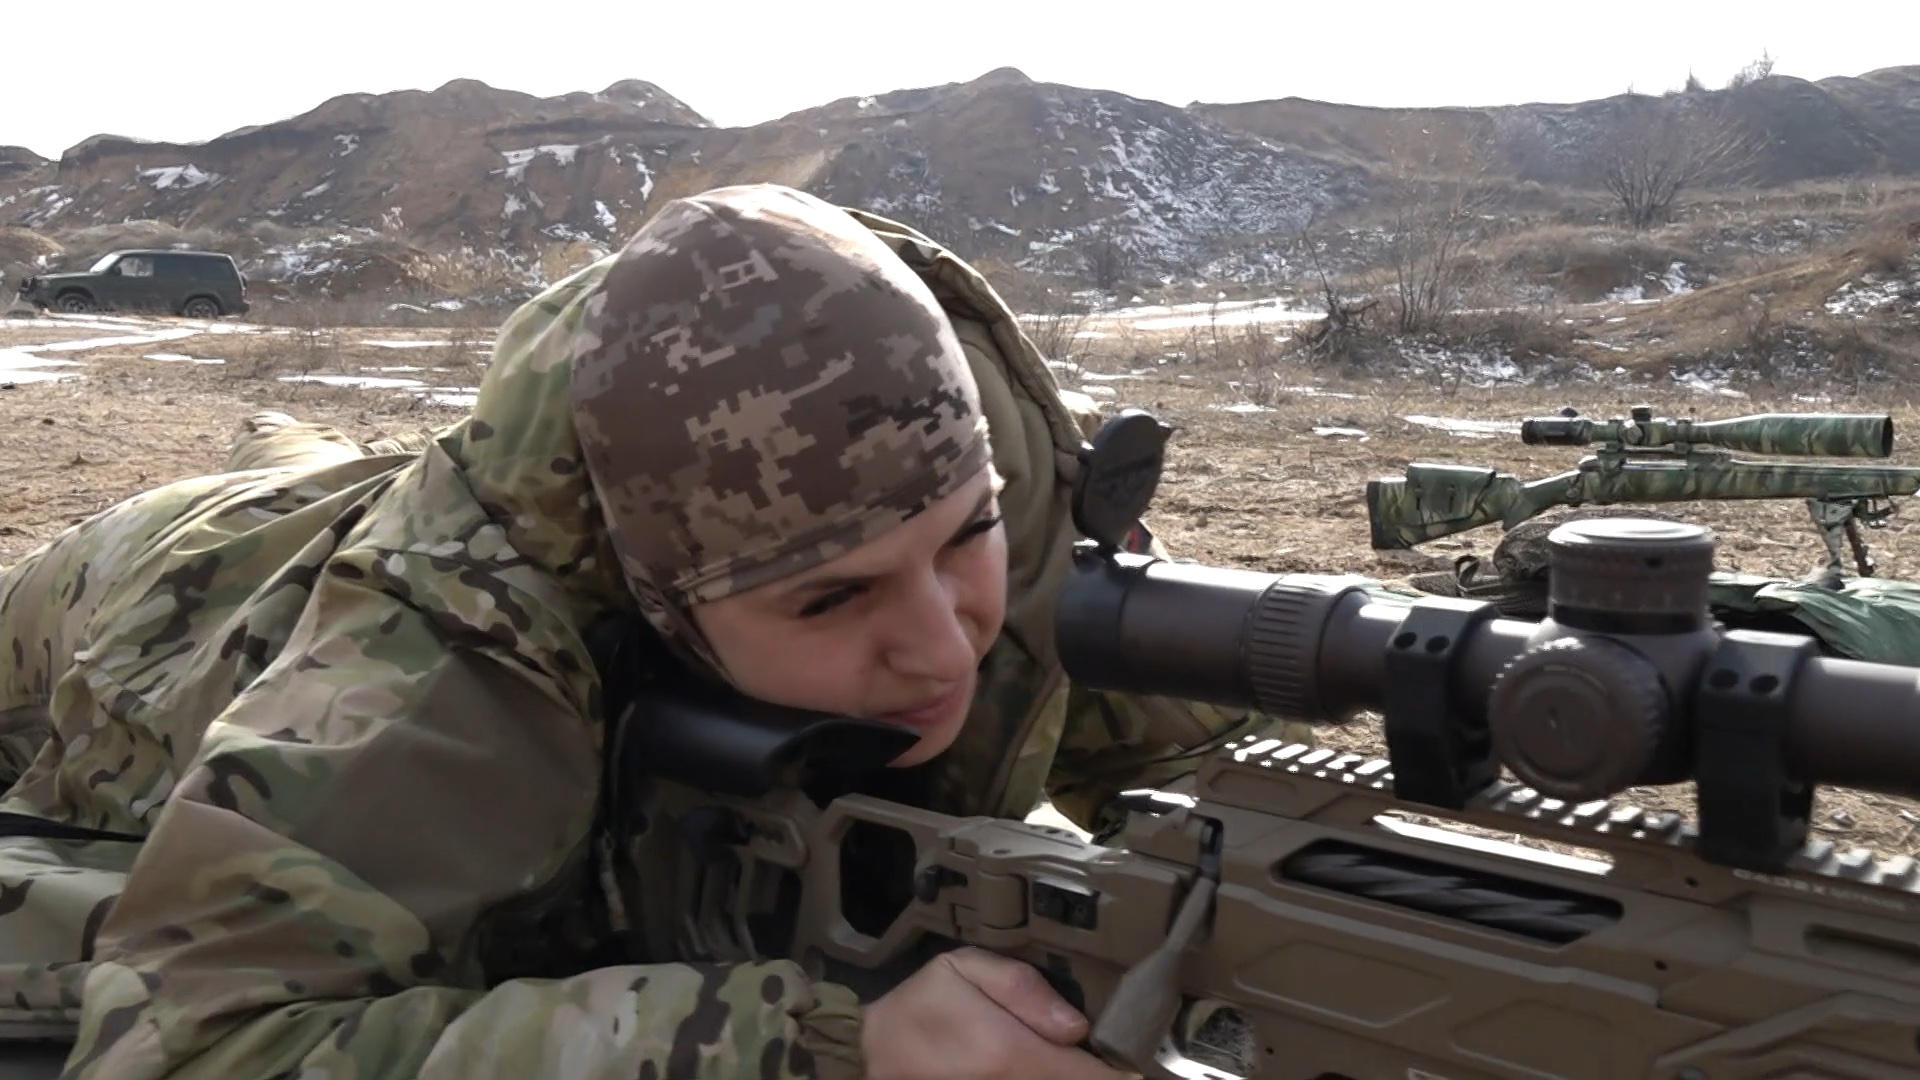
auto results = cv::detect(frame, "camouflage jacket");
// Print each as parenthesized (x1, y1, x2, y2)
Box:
(0, 213, 1294, 1078)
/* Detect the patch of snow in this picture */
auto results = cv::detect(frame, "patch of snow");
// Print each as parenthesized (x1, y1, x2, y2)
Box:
(364, 340, 461, 348)
(623, 151, 656, 203)
(140, 164, 219, 190)
(1402, 415, 1520, 438)
(415, 389, 479, 408)
(144, 352, 224, 365)
(594, 200, 619, 229)
(334, 133, 360, 156)
(1314, 426, 1368, 438)
(1825, 272, 1918, 317)
(7, 317, 137, 333)
(496, 145, 580, 182)
(0, 349, 86, 381)
(1272, 384, 1361, 399)
(301, 182, 330, 199)
(1121, 304, 1321, 332)
(1670, 371, 1750, 399)
(279, 374, 428, 390)
(33, 327, 202, 352)
(1215, 403, 1273, 414)
(503, 194, 525, 218)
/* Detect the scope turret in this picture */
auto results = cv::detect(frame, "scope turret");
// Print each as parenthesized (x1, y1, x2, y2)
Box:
(1519, 408, 1894, 458)
(1055, 516, 1920, 874)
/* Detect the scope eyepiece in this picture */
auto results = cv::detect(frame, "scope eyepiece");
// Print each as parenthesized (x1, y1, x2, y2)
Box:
(1520, 418, 1585, 446)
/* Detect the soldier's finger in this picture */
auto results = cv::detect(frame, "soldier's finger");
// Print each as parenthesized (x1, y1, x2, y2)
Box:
(940, 946, 1089, 1045)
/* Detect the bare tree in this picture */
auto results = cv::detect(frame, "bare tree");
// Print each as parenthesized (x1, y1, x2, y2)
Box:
(1378, 129, 1502, 333)
(1591, 101, 1766, 229)
(1078, 221, 1136, 293)
(1286, 210, 1377, 364)
(1726, 49, 1777, 90)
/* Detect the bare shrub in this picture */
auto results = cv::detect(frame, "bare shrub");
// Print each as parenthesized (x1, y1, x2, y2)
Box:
(1171, 302, 1291, 369)
(1280, 213, 1378, 366)
(1446, 303, 1581, 362)
(1476, 224, 1702, 301)
(1376, 131, 1502, 333)
(1725, 50, 1777, 90)
(1590, 101, 1767, 229)
(1022, 306, 1095, 369)
(1855, 210, 1919, 274)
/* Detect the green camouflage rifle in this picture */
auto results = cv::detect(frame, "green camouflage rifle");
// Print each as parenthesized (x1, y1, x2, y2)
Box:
(1366, 404, 1916, 577)
(614, 413, 1920, 1080)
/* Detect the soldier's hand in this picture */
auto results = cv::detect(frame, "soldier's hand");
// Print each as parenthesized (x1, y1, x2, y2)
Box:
(859, 947, 1138, 1079)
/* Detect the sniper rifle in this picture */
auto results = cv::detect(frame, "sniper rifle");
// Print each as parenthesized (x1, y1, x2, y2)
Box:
(619, 409, 1920, 1080)
(1366, 404, 1916, 576)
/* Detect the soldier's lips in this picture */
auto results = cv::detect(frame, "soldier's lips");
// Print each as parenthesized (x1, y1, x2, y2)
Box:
(877, 680, 970, 731)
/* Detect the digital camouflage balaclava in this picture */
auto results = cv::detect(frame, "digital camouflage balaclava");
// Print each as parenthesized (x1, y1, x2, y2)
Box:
(568, 183, 993, 676)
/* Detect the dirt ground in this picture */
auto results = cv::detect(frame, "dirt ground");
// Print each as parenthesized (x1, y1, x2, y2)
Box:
(5, 307, 1919, 862)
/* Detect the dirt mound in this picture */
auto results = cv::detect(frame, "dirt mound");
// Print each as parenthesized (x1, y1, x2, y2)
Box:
(241, 231, 443, 299)
(0, 146, 47, 182)
(1581, 224, 1920, 381)
(0, 226, 64, 296)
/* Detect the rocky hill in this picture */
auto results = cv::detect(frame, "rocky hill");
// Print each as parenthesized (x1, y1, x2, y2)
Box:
(0, 69, 1369, 302)
(1192, 64, 1920, 188)
(2, 63, 1916, 306)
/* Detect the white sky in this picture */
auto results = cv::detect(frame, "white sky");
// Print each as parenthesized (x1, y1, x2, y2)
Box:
(8, 0, 1917, 160)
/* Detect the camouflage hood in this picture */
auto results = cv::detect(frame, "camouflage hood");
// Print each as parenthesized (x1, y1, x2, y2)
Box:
(449, 184, 991, 676)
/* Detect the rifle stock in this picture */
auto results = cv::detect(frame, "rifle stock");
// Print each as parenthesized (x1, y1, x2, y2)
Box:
(736, 741, 1920, 1079)
(1369, 455, 1920, 553)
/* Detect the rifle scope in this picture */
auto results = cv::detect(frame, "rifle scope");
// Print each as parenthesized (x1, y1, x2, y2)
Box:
(1519, 409, 1894, 458)
(1055, 516, 1920, 871)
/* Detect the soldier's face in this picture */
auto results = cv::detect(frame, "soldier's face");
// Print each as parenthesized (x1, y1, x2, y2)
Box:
(689, 467, 1009, 766)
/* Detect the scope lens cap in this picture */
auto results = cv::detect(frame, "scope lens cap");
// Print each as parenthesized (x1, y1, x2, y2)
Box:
(1071, 408, 1172, 550)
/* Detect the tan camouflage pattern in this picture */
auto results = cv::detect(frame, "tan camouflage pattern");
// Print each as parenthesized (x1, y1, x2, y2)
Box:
(0, 183, 1303, 1078)
(569, 185, 990, 674)
(222, 410, 450, 474)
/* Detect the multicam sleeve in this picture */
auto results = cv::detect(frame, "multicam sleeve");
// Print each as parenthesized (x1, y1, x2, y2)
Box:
(62, 577, 864, 1079)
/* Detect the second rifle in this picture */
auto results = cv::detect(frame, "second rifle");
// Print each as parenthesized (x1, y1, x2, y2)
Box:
(1367, 404, 1915, 576)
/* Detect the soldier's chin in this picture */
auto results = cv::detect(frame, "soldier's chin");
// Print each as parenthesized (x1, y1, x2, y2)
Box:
(878, 682, 972, 767)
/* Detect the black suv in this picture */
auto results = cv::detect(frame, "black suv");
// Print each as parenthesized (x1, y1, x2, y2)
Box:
(15, 249, 250, 318)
